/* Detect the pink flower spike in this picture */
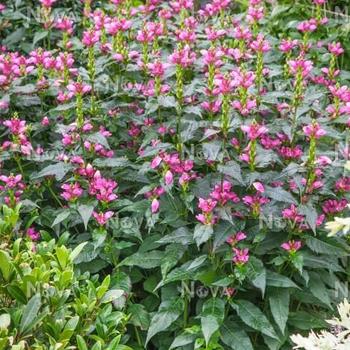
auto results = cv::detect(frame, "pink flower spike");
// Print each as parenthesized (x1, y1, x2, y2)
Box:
(303, 122, 326, 139)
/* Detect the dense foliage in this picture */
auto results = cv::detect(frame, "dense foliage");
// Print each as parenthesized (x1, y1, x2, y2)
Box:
(1, 0, 350, 349)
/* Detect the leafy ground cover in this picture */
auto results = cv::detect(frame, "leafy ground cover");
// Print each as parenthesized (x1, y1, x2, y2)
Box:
(1, 0, 350, 349)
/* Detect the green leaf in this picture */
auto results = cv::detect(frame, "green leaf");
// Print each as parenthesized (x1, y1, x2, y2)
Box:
(77, 204, 94, 230)
(194, 224, 213, 247)
(201, 298, 225, 346)
(218, 161, 244, 185)
(157, 255, 207, 288)
(157, 227, 193, 246)
(129, 304, 150, 330)
(76, 335, 88, 350)
(86, 132, 110, 149)
(288, 311, 327, 330)
(20, 294, 41, 334)
(233, 300, 278, 339)
(158, 95, 176, 108)
(93, 157, 130, 168)
(119, 250, 165, 269)
(7, 285, 27, 304)
(201, 315, 219, 346)
(248, 257, 266, 298)
(220, 321, 253, 350)
(52, 210, 70, 227)
(70, 242, 88, 262)
(266, 271, 300, 289)
(308, 273, 332, 308)
(32, 163, 73, 181)
(305, 236, 347, 255)
(100, 289, 124, 303)
(33, 30, 48, 46)
(264, 186, 297, 204)
(169, 333, 197, 349)
(300, 204, 317, 233)
(145, 299, 183, 345)
(0, 250, 12, 281)
(269, 288, 289, 334)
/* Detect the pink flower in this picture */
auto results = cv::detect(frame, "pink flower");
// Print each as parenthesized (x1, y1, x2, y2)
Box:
(67, 81, 92, 95)
(3, 119, 27, 134)
(322, 199, 347, 214)
(279, 39, 298, 53)
(27, 227, 40, 241)
(253, 182, 265, 193)
(147, 61, 168, 77)
(328, 42, 344, 56)
(164, 170, 173, 186)
(232, 248, 249, 265)
(282, 204, 304, 223)
(281, 240, 302, 253)
(82, 30, 100, 47)
(241, 123, 268, 140)
(198, 198, 217, 213)
(210, 181, 240, 205)
(0, 174, 22, 188)
(61, 182, 83, 202)
(39, 0, 57, 8)
(303, 122, 326, 139)
(41, 116, 49, 126)
(92, 211, 114, 226)
(288, 59, 313, 78)
(169, 45, 197, 67)
(226, 231, 247, 246)
(151, 198, 160, 213)
(89, 171, 118, 203)
(250, 34, 270, 52)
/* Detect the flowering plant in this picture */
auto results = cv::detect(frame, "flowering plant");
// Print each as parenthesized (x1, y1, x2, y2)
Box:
(1, 0, 350, 348)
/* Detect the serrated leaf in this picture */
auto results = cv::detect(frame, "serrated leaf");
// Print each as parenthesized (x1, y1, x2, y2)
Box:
(305, 236, 346, 255)
(93, 157, 130, 168)
(145, 299, 183, 345)
(264, 186, 297, 204)
(266, 271, 300, 289)
(194, 224, 213, 247)
(220, 321, 253, 350)
(233, 300, 278, 339)
(32, 163, 73, 181)
(269, 288, 289, 334)
(158, 95, 176, 108)
(119, 251, 165, 269)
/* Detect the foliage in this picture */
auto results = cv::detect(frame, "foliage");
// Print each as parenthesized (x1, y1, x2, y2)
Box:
(0, 205, 131, 350)
(0, 0, 350, 349)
